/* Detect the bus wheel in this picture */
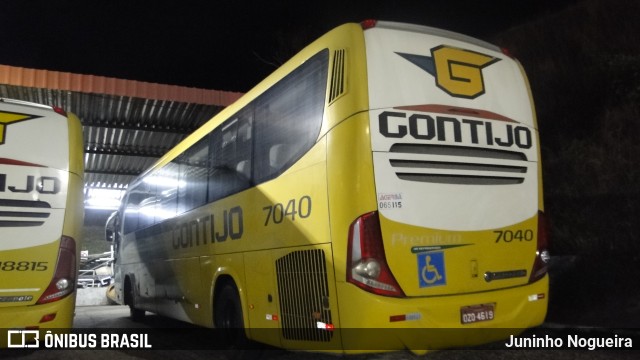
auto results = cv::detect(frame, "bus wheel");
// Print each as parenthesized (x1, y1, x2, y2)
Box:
(129, 299, 145, 322)
(214, 283, 247, 347)
(125, 278, 145, 322)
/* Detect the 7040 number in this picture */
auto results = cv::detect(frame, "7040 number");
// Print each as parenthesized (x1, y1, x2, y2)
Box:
(494, 229, 534, 243)
(263, 196, 312, 226)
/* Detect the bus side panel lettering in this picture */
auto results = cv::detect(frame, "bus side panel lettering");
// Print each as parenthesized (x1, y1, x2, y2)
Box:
(214, 211, 228, 242)
(172, 206, 243, 249)
(229, 206, 243, 240)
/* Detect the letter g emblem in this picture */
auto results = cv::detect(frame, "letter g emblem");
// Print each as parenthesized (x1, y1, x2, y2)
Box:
(397, 45, 500, 99)
(431, 45, 500, 99)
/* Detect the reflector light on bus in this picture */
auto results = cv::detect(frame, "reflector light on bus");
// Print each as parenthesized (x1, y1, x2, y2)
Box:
(316, 321, 335, 331)
(39, 313, 57, 323)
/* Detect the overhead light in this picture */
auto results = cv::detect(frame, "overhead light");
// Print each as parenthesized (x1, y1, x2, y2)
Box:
(84, 188, 125, 210)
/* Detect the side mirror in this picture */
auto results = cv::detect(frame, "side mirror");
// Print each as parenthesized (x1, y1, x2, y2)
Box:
(105, 211, 118, 242)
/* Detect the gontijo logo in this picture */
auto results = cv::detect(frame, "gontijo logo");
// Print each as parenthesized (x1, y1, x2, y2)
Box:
(397, 45, 500, 99)
(0, 111, 40, 145)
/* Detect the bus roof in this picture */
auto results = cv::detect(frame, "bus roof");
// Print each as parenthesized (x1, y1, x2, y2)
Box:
(367, 20, 501, 53)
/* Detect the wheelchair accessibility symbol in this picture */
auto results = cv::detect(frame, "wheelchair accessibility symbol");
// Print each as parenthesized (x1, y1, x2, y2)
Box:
(418, 252, 446, 287)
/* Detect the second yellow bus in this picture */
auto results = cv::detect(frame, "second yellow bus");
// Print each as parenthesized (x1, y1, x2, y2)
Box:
(0, 98, 84, 345)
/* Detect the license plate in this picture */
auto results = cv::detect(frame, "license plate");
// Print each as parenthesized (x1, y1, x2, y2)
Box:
(460, 303, 495, 324)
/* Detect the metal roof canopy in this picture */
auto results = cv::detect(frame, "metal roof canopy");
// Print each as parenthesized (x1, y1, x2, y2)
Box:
(0, 64, 242, 211)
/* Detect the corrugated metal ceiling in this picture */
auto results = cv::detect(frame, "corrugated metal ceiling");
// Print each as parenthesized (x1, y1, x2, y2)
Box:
(0, 65, 242, 203)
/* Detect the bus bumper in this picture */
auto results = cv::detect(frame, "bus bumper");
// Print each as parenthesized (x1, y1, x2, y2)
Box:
(335, 274, 548, 353)
(0, 294, 76, 330)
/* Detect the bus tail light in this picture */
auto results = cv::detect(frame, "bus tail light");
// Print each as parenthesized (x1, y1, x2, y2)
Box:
(52, 106, 67, 117)
(37, 236, 77, 304)
(360, 19, 378, 30)
(347, 212, 405, 297)
(501, 47, 515, 58)
(529, 211, 550, 283)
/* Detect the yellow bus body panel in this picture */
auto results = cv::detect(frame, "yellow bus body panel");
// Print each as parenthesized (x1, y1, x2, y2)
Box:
(336, 275, 548, 352)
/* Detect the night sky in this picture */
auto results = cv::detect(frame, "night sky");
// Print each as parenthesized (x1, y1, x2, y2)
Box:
(1, 0, 583, 92)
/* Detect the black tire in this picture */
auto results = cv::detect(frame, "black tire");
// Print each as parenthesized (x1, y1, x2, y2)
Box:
(214, 283, 247, 347)
(129, 301, 145, 322)
(125, 278, 145, 322)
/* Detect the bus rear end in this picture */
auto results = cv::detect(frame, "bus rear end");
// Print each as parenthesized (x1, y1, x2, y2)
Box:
(338, 21, 548, 351)
(0, 99, 84, 334)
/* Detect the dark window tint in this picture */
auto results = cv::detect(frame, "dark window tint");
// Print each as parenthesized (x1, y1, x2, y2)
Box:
(253, 49, 328, 183)
(177, 136, 210, 214)
(208, 111, 253, 202)
(122, 180, 155, 234)
(154, 162, 179, 221)
(122, 49, 329, 233)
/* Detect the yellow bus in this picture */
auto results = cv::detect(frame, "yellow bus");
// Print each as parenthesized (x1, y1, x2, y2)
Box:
(106, 20, 549, 352)
(0, 99, 84, 333)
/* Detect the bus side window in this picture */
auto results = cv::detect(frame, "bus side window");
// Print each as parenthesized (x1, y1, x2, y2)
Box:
(236, 120, 253, 182)
(155, 162, 179, 222)
(269, 144, 293, 172)
(208, 113, 252, 202)
(253, 49, 328, 184)
(105, 212, 121, 261)
(177, 135, 210, 214)
(236, 160, 250, 180)
(123, 192, 141, 234)
(105, 211, 118, 243)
